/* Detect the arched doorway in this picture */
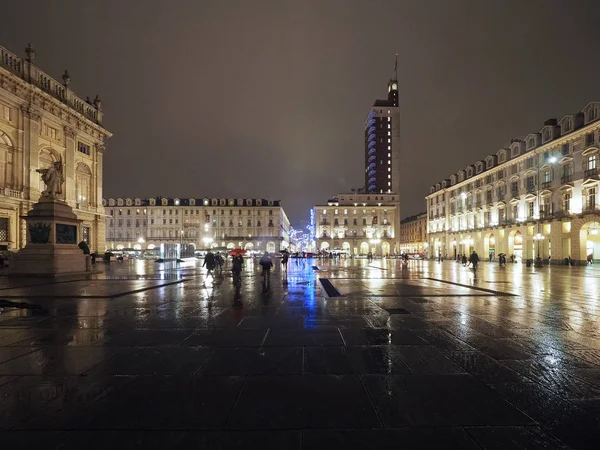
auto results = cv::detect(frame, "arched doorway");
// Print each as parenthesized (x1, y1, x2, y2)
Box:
(508, 230, 523, 263)
(580, 221, 600, 264)
(484, 233, 496, 261)
(147, 244, 156, 250)
(360, 241, 369, 255)
(227, 242, 235, 249)
(381, 241, 390, 256)
(342, 241, 350, 256)
(320, 241, 330, 251)
(244, 242, 254, 250)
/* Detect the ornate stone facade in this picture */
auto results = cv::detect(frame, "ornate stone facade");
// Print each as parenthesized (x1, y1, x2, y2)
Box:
(0, 43, 111, 253)
(399, 212, 427, 255)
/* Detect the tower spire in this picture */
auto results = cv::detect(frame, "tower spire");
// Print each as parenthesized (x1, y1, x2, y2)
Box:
(394, 53, 398, 81)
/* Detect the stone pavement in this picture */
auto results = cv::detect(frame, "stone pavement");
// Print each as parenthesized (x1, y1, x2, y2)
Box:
(0, 258, 599, 449)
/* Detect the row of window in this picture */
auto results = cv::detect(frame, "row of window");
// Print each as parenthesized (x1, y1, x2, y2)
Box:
(107, 198, 277, 207)
(110, 208, 275, 217)
(431, 189, 598, 232)
(432, 115, 600, 194)
(320, 217, 390, 226)
(431, 156, 598, 207)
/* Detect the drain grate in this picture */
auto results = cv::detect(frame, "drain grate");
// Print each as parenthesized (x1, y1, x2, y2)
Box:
(384, 308, 411, 315)
(319, 278, 342, 297)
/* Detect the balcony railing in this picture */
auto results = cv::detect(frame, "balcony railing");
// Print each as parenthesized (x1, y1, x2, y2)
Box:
(561, 174, 573, 183)
(584, 168, 599, 178)
(511, 190, 519, 198)
(497, 193, 505, 200)
(539, 208, 553, 219)
(541, 181, 552, 189)
(0, 187, 24, 199)
(582, 203, 600, 213)
(0, 44, 104, 125)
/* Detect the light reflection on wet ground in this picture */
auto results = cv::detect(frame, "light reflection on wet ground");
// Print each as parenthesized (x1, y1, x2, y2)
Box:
(0, 258, 599, 449)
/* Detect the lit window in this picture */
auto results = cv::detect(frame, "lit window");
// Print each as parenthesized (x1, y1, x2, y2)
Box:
(344, 209, 347, 214)
(388, 175, 391, 178)
(388, 131, 391, 136)
(388, 139, 391, 143)
(387, 117, 390, 122)
(388, 160, 391, 164)
(387, 110, 390, 114)
(388, 182, 391, 186)
(388, 168, 391, 171)
(388, 125, 391, 129)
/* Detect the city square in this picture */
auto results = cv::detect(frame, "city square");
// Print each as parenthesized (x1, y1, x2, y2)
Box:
(2, 1, 600, 448)
(0, 258, 599, 449)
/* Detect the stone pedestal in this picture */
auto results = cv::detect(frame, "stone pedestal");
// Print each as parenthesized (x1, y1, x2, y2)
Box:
(10, 197, 89, 276)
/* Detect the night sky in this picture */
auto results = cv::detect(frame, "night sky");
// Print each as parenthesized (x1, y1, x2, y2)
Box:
(3, 1, 600, 225)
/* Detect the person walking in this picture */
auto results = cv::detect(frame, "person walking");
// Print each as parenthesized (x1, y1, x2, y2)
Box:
(469, 250, 479, 270)
(259, 251, 273, 284)
(281, 251, 289, 275)
(232, 254, 243, 286)
(203, 251, 216, 283)
(461, 254, 467, 266)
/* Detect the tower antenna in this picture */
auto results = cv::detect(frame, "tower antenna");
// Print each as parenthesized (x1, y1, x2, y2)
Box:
(394, 53, 398, 81)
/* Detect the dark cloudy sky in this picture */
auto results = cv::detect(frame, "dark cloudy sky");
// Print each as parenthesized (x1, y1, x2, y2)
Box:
(3, 0, 600, 224)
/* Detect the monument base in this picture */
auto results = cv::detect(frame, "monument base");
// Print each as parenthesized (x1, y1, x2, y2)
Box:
(9, 197, 90, 277)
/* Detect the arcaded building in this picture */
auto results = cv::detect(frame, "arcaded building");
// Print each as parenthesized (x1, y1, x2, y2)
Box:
(426, 102, 600, 264)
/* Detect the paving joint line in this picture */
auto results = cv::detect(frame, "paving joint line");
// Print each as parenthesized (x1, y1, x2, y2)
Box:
(423, 277, 515, 296)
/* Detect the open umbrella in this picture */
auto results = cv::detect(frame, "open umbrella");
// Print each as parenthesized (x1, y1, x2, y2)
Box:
(229, 248, 247, 256)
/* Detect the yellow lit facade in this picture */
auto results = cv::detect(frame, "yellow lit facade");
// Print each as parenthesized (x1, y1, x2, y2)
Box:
(314, 193, 399, 256)
(426, 102, 600, 264)
(399, 212, 427, 254)
(0, 44, 110, 253)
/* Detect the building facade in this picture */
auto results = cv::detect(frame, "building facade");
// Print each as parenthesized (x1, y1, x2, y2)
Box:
(103, 197, 291, 254)
(399, 212, 427, 254)
(314, 193, 399, 256)
(426, 102, 600, 265)
(0, 44, 110, 252)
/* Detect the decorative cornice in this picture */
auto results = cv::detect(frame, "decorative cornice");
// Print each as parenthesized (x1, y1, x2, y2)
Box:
(95, 143, 105, 153)
(63, 126, 77, 139)
(20, 105, 41, 122)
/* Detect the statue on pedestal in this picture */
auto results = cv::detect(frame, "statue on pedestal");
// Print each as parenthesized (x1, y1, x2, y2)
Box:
(36, 160, 64, 199)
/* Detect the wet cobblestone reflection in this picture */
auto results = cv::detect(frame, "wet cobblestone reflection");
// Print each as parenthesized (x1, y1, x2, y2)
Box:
(0, 258, 599, 449)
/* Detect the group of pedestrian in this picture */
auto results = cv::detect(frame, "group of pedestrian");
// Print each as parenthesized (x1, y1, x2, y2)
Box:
(456, 251, 479, 270)
(202, 249, 290, 288)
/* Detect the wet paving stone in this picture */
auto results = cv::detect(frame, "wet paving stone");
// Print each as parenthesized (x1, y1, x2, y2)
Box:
(465, 426, 573, 449)
(447, 351, 526, 383)
(340, 328, 427, 346)
(363, 374, 534, 427)
(0, 347, 114, 376)
(2, 260, 600, 442)
(263, 329, 343, 346)
(84, 347, 212, 376)
(414, 328, 477, 352)
(135, 376, 245, 430)
(502, 359, 600, 399)
(392, 345, 466, 374)
(489, 381, 600, 450)
(199, 346, 303, 375)
(226, 375, 380, 429)
(181, 329, 268, 347)
(302, 427, 480, 450)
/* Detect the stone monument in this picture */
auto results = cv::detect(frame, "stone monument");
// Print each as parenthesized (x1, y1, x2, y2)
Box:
(10, 159, 90, 276)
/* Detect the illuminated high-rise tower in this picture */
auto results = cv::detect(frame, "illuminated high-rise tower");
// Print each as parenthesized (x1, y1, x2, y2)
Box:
(364, 55, 400, 195)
